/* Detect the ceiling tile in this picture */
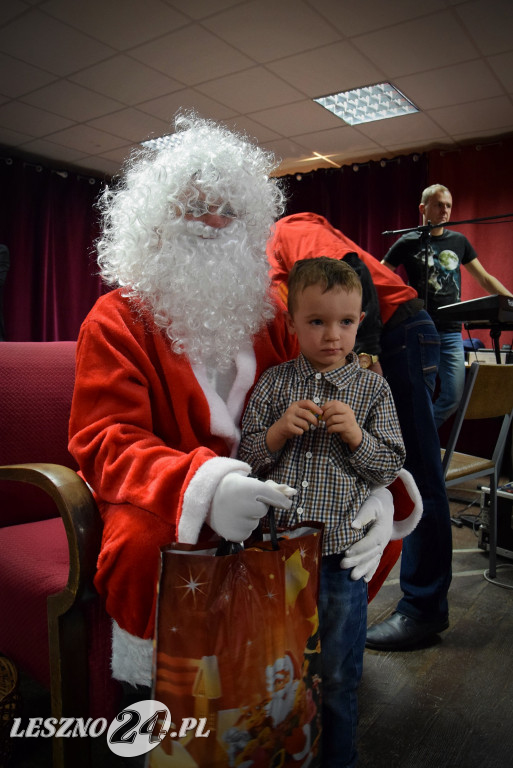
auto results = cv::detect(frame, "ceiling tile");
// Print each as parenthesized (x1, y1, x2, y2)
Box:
(195, 68, 304, 113)
(383, 137, 458, 156)
(130, 26, 253, 85)
(488, 51, 513, 93)
(97, 144, 136, 164)
(267, 41, 384, 98)
(248, 100, 342, 136)
(311, 0, 446, 36)
(0, 0, 511, 177)
(167, 0, 244, 20)
(260, 136, 314, 164)
(39, 123, 128, 153)
(42, 0, 189, 50)
(0, 101, 74, 137)
(220, 116, 281, 143)
(289, 125, 382, 157)
(356, 111, 450, 144)
(138, 88, 237, 123)
(0, 125, 34, 147)
(202, 0, 341, 63)
(455, 0, 513, 56)
(15, 137, 90, 164)
(353, 12, 478, 78)
(69, 56, 184, 105)
(0, 0, 27, 26)
(428, 95, 513, 134)
(451, 124, 513, 143)
(87, 108, 171, 143)
(0, 52, 57, 98)
(21, 80, 123, 122)
(69, 154, 123, 176)
(0, 9, 115, 76)
(394, 60, 505, 111)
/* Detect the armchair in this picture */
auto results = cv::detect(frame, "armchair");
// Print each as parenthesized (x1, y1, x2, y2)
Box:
(0, 341, 121, 768)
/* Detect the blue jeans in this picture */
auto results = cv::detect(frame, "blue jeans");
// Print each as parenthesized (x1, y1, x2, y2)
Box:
(318, 556, 368, 768)
(433, 331, 465, 429)
(380, 310, 452, 622)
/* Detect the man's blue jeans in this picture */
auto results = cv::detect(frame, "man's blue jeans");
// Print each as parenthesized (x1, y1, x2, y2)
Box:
(318, 556, 367, 768)
(380, 310, 452, 622)
(433, 331, 465, 429)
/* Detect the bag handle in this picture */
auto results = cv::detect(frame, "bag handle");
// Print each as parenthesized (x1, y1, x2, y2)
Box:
(215, 508, 280, 556)
(267, 507, 279, 550)
(215, 539, 243, 556)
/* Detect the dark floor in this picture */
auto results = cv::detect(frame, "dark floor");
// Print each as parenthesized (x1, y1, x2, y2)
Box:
(3, 479, 513, 768)
(360, 479, 513, 768)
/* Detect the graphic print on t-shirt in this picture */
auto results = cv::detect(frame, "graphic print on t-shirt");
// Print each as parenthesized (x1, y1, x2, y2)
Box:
(413, 245, 461, 307)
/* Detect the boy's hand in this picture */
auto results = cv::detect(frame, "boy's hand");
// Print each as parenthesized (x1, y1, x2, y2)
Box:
(266, 399, 322, 453)
(321, 400, 362, 451)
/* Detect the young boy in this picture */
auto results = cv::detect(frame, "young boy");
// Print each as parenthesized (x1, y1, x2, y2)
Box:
(239, 257, 405, 768)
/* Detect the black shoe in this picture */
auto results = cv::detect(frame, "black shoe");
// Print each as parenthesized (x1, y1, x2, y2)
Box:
(365, 612, 449, 651)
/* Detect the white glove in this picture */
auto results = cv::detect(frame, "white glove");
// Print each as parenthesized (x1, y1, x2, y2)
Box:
(262, 479, 298, 499)
(340, 486, 394, 582)
(208, 472, 296, 543)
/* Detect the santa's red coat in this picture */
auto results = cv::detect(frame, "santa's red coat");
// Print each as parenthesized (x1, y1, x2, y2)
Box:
(69, 288, 298, 637)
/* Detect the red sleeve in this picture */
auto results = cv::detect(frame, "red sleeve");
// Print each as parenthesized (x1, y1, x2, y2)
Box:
(68, 291, 221, 534)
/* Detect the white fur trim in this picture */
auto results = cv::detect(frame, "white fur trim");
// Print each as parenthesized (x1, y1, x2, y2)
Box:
(225, 343, 257, 444)
(390, 467, 423, 541)
(191, 342, 257, 458)
(177, 457, 252, 543)
(111, 620, 153, 687)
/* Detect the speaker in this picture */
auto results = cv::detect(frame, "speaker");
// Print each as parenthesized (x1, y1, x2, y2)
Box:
(478, 485, 513, 559)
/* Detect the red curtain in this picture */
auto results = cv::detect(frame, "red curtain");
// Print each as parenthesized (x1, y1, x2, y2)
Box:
(0, 156, 105, 341)
(283, 152, 428, 260)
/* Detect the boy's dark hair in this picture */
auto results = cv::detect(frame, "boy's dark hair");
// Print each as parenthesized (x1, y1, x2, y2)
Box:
(287, 256, 362, 315)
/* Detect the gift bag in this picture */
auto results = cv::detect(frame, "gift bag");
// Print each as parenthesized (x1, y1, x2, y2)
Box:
(149, 517, 324, 768)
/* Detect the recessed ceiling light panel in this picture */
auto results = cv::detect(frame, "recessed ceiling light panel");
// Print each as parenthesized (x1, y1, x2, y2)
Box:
(314, 83, 418, 126)
(140, 134, 179, 150)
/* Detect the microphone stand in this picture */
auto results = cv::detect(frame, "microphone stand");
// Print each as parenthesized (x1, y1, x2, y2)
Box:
(382, 212, 513, 315)
(382, 221, 438, 310)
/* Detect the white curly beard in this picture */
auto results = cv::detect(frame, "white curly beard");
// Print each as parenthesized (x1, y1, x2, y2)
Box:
(139, 218, 275, 370)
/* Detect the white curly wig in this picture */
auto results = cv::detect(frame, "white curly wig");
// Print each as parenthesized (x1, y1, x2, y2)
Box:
(96, 112, 286, 369)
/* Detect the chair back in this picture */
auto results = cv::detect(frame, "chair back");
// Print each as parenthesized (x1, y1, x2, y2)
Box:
(462, 362, 513, 420)
(442, 362, 513, 475)
(0, 341, 77, 525)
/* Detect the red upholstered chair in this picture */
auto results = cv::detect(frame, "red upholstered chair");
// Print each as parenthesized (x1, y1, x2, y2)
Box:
(0, 341, 122, 768)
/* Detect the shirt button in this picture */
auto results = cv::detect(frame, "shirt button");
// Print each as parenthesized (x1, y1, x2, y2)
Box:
(306, 451, 312, 459)
(297, 507, 304, 516)
(315, 373, 322, 380)
(313, 396, 321, 404)
(302, 480, 309, 488)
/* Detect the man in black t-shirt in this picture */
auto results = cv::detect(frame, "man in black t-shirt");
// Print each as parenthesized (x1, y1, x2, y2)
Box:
(382, 184, 512, 428)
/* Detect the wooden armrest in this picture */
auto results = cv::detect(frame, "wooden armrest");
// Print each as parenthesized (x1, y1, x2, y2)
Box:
(0, 463, 102, 606)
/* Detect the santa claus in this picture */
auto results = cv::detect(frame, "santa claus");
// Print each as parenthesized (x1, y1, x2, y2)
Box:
(68, 112, 419, 690)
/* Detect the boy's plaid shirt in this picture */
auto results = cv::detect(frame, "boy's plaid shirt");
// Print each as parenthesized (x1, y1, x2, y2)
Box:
(239, 352, 405, 555)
